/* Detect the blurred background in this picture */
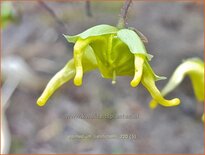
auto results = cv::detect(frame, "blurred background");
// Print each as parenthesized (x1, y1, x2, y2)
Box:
(1, 1, 204, 154)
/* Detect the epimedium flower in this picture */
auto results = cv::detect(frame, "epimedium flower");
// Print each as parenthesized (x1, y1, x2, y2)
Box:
(149, 58, 204, 120)
(37, 24, 180, 107)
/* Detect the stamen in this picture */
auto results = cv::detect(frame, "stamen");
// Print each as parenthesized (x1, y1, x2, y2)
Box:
(130, 54, 145, 87)
(112, 70, 116, 85)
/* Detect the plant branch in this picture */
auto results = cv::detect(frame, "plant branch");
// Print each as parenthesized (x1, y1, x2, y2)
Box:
(85, 0, 92, 17)
(38, 0, 67, 32)
(117, 0, 132, 29)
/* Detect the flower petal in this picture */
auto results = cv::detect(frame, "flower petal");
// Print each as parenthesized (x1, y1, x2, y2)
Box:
(130, 54, 145, 87)
(150, 58, 204, 109)
(37, 59, 75, 106)
(128, 27, 148, 43)
(162, 58, 204, 99)
(117, 29, 153, 60)
(64, 24, 118, 43)
(142, 62, 180, 107)
(73, 39, 90, 86)
(37, 45, 97, 106)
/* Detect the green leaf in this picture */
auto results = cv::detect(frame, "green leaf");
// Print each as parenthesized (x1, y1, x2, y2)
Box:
(117, 29, 153, 60)
(64, 24, 118, 43)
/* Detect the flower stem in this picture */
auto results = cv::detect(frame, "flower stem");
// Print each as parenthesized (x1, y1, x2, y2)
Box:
(85, 0, 92, 17)
(38, 0, 67, 32)
(117, 0, 132, 29)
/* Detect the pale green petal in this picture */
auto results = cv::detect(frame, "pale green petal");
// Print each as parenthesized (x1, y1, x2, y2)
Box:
(142, 62, 180, 107)
(82, 45, 98, 71)
(149, 58, 204, 109)
(117, 29, 153, 60)
(128, 27, 148, 43)
(144, 60, 166, 81)
(161, 58, 204, 101)
(64, 24, 118, 43)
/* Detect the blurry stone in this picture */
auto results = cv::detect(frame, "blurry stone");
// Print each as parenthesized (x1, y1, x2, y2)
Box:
(36, 119, 62, 142)
(69, 119, 93, 134)
(2, 55, 46, 90)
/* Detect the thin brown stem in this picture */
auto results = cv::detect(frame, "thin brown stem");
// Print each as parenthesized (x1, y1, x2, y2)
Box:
(38, 0, 67, 32)
(117, 0, 132, 29)
(85, 0, 92, 17)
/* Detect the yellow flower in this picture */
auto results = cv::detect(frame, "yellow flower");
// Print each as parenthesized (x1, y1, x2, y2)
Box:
(37, 24, 180, 107)
(149, 58, 204, 121)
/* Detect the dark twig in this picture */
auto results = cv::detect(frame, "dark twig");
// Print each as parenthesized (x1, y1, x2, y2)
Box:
(117, 0, 132, 29)
(85, 0, 92, 17)
(38, 0, 67, 32)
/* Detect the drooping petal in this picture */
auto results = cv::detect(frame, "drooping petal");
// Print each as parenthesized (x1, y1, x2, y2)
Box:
(162, 58, 204, 100)
(144, 60, 166, 81)
(73, 39, 89, 86)
(111, 37, 134, 76)
(81, 45, 98, 72)
(141, 62, 180, 107)
(73, 38, 99, 86)
(37, 59, 75, 106)
(64, 24, 118, 43)
(130, 54, 145, 87)
(88, 35, 113, 78)
(128, 27, 148, 43)
(117, 29, 153, 60)
(37, 45, 97, 106)
(187, 59, 204, 101)
(150, 58, 204, 109)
